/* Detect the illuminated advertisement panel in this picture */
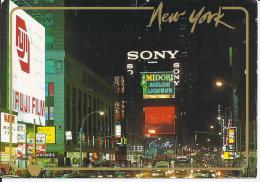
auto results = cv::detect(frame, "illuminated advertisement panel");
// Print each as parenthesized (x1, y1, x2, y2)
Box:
(141, 72, 175, 99)
(37, 126, 56, 144)
(227, 127, 236, 144)
(10, 2, 45, 125)
(0, 112, 17, 143)
(144, 106, 175, 136)
(115, 124, 121, 138)
(226, 127, 236, 160)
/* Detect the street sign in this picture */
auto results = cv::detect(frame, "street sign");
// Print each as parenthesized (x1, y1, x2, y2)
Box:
(65, 131, 72, 140)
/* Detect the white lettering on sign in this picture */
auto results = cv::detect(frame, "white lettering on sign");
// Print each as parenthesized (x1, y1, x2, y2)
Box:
(173, 63, 180, 86)
(127, 50, 179, 60)
(126, 63, 134, 76)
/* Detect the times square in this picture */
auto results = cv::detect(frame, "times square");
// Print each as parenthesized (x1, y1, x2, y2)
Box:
(0, 0, 257, 179)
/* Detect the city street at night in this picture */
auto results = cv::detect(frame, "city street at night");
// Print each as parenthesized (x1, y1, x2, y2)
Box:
(0, 0, 257, 179)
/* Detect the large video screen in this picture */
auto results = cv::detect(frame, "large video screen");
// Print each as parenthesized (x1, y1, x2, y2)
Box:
(144, 106, 175, 137)
(141, 72, 175, 99)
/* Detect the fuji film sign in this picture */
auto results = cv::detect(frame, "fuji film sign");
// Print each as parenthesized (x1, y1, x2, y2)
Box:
(10, 2, 45, 125)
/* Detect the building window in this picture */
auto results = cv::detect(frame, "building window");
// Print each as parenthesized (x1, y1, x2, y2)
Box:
(49, 106, 54, 120)
(44, 0, 54, 3)
(66, 85, 70, 131)
(44, 12, 54, 26)
(46, 36, 54, 50)
(46, 59, 55, 74)
(45, 83, 49, 96)
(72, 87, 76, 143)
(45, 107, 49, 121)
(83, 93, 87, 115)
(33, 0, 40, 4)
(88, 95, 92, 146)
(78, 90, 82, 131)
(55, 60, 63, 73)
(48, 82, 54, 96)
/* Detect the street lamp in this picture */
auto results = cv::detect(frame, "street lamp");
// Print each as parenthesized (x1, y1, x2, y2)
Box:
(215, 80, 223, 87)
(210, 125, 214, 129)
(79, 110, 104, 167)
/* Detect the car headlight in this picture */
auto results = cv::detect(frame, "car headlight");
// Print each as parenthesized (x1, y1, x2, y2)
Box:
(152, 173, 159, 176)
(188, 174, 193, 178)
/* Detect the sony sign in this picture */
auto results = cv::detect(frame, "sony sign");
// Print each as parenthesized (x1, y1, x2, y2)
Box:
(127, 50, 179, 60)
(10, 2, 45, 125)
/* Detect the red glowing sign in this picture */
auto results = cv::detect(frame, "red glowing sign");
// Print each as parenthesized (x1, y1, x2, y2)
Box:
(144, 106, 175, 136)
(48, 82, 54, 96)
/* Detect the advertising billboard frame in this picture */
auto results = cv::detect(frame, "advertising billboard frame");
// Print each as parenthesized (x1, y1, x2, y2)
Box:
(10, 1, 45, 126)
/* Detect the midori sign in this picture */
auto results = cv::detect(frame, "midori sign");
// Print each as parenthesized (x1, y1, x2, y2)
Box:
(141, 72, 175, 99)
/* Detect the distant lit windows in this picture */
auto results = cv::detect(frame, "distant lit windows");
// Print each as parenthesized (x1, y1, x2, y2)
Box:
(45, 107, 49, 120)
(49, 82, 54, 96)
(45, 106, 54, 122)
(45, 83, 49, 96)
(45, 82, 55, 122)
(46, 82, 54, 96)
(49, 107, 54, 120)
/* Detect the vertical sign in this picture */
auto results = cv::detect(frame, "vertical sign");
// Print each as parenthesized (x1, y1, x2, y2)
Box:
(226, 127, 236, 159)
(10, 1, 45, 125)
(0, 112, 17, 143)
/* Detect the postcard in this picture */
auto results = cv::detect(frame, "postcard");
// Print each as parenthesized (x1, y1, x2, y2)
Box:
(0, 0, 258, 180)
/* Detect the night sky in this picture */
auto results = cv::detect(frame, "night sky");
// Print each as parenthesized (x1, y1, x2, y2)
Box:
(64, 0, 257, 137)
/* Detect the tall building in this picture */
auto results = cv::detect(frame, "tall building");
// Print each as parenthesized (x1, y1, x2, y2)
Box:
(64, 56, 115, 166)
(0, 0, 116, 168)
(0, 0, 10, 170)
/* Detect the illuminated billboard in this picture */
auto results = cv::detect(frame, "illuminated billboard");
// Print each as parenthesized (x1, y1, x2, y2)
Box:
(227, 127, 236, 144)
(141, 72, 175, 99)
(225, 127, 236, 160)
(10, 2, 45, 125)
(0, 112, 17, 143)
(144, 106, 175, 136)
(37, 126, 56, 144)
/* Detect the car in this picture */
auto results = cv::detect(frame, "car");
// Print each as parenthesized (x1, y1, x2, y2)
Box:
(151, 170, 166, 177)
(172, 170, 192, 178)
(115, 171, 127, 178)
(136, 171, 152, 178)
(62, 173, 80, 178)
(155, 161, 169, 168)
